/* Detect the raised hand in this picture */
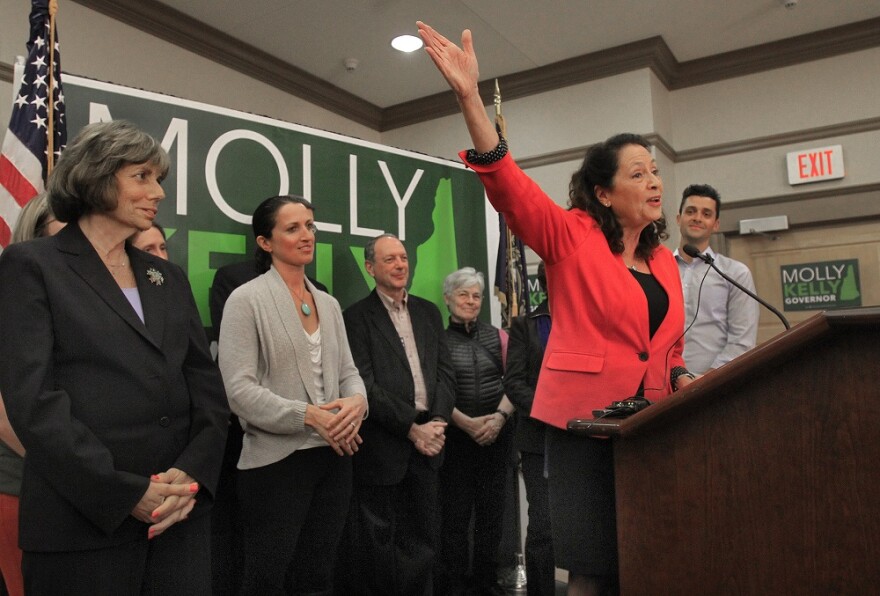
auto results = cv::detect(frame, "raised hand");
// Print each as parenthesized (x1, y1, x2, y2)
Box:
(417, 21, 479, 101)
(417, 21, 500, 154)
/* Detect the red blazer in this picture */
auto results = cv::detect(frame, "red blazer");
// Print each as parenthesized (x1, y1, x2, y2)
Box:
(463, 152, 685, 429)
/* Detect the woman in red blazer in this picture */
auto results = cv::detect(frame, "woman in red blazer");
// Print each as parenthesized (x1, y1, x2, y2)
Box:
(419, 22, 696, 596)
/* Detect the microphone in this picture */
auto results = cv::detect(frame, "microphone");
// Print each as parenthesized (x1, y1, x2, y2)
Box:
(682, 244, 790, 329)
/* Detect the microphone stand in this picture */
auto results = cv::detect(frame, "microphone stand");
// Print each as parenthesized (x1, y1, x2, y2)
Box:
(683, 245, 791, 330)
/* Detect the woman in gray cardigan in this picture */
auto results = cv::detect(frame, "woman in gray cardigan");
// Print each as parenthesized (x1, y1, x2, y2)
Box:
(218, 195, 367, 595)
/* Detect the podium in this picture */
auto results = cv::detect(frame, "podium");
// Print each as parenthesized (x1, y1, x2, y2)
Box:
(568, 307, 880, 594)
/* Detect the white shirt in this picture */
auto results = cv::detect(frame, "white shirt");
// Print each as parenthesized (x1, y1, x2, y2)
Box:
(675, 246, 759, 375)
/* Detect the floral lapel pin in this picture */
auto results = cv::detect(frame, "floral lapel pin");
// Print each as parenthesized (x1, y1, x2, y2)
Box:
(146, 267, 165, 286)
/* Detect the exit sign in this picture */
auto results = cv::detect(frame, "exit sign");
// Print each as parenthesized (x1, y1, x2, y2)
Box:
(786, 145, 844, 185)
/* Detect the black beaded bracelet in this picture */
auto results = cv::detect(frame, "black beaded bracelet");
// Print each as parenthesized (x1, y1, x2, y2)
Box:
(465, 135, 509, 165)
(495, 409, 510, 421)
(670, 366, 696, 388)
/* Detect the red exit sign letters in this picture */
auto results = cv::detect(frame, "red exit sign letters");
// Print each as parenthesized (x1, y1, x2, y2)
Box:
(786, 145, 844, 185)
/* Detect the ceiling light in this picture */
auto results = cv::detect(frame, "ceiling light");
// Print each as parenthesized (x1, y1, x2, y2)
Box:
(391, 34, 423, 53)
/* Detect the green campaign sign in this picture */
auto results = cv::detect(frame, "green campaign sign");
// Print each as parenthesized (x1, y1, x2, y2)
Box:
(781, 259, 861, 311)
(63, 75, 491, 334)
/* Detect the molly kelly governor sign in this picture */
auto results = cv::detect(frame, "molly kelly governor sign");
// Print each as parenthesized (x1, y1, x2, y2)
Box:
(62, 75, 491, 333)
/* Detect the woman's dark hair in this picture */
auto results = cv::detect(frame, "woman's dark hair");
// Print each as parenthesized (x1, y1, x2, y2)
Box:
(252, 194, 314, 273)
(568, 133, 668, 261)
(48, 120, 169, 223)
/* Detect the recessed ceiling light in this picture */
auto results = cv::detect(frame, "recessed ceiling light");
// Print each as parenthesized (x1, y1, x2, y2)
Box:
(391, 34, 423, 53)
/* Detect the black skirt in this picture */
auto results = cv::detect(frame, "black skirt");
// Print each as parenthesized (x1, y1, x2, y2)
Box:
(545, 426, 618, 576)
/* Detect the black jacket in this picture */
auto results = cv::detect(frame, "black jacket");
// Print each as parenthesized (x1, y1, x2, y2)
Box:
(0, 223, 229, 551)
(504, 300, 550, 454)
(343, 290, 456, 485)
(445, 319, 505, 417)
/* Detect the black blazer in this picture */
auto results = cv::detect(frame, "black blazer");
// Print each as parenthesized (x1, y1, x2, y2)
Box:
(0, 223, 229, 551)
(504, 301, 550, 454)
(343, 290, 455, 485)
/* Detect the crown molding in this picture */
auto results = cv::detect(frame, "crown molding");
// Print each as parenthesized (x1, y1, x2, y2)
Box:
(0, 62, 12, 84)
(514, 117, 880, 170)
(718, 182, 880, 235)
(672, 17, 880, 89)
(675, 116, 880, 162)
(381, 36, 679, 132)
(43, 3, 880, 132)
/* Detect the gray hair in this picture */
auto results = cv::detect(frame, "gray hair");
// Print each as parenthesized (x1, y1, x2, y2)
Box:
(443, 266, 485, 297)
(11, 192, 53, 243)
(364, 233, 400, 263)
(48, 120, 170, 222)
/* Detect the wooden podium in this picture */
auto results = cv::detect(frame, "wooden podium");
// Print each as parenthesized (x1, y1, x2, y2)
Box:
(568, 307, 880, 594)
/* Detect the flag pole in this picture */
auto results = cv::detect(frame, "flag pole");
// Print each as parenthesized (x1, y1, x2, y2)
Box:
(46, 0, 58, 174)
(493, 79, 528, 593)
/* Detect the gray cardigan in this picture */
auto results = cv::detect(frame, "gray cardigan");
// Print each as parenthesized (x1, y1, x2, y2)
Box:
(218, 267, 366, 469)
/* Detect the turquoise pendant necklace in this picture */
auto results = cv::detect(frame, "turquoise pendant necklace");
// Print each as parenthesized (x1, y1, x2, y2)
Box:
(292, 285, 312, 316)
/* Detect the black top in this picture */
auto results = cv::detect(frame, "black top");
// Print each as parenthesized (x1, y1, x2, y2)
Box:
(445, 319, 505, 417)
(630, 269, 668, 338)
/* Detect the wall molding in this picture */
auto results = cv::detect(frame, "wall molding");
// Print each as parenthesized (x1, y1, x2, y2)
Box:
(514, 117, 880, 170)
(719, 183, 880, 236)
(0, 62, 13, 84)
(65, 1, 880, 132)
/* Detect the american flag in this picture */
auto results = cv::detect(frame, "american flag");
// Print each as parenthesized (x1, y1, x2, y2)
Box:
(0, 0, 66, 249)
(494, 213, 530, 329)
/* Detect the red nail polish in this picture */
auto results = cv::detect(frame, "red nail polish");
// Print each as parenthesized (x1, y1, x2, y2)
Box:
(151, 510, 160, 518)
(151, 475, 161, 481)
(189, 482, 199, 493)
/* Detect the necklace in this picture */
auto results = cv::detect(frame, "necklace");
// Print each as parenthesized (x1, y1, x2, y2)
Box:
(107, 255, 129, 268)
(290, 285, 312, 316)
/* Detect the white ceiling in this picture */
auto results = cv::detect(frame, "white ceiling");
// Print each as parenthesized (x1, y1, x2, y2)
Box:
(157, 0, 880, 108)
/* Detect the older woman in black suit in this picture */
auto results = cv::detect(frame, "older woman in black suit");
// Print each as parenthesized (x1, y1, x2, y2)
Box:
(0, 120, 229, 595)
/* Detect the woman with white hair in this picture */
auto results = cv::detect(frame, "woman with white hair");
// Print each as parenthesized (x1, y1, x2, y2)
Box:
(437, 266, 515, 595)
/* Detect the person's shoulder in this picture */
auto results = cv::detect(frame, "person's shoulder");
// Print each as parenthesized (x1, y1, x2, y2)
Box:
(343, 290, 377, 316)
(715, 252, 747, 266)
(477, 319, 500, 333)
(215, 259, 260, 285)
(309, 282, 342, 312)
(654, 243, 675, 258)
(714, 252, 753, 276)
(225, 271, 270, 304)
(407, 293, 438, 311)
(0, 236, 51, 265)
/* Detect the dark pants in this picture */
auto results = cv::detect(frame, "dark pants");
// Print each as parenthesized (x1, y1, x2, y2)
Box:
(22, 514, 211, 596)
(236, 447, 352, 596)
(336, 449, 439, 596)
(520, 451, 556, 596)
(437, 423, 513, 594)
(212, 414, 244, 596)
